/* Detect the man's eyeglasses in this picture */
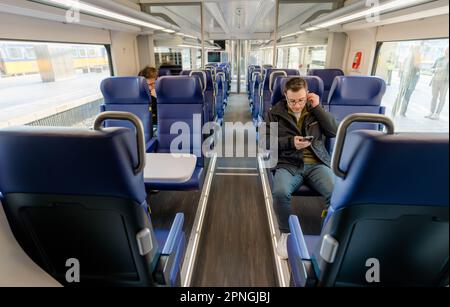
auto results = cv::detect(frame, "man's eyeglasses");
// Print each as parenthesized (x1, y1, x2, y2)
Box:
(287, 98, 308, 106)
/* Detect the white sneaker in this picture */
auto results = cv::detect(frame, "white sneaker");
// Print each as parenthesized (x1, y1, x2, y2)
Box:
(276, 233, 290, 260)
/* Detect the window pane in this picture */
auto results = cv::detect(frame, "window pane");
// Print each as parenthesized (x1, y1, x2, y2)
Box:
(0, 41, 112, 129)
(374, 39, 449, 133)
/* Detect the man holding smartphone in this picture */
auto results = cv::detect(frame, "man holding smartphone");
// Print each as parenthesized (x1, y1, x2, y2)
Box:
(265, 77, 338, 259)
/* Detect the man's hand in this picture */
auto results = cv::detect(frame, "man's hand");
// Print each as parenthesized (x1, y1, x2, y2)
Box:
(294, 136, 312, 150)
(307, 92, 320, 108)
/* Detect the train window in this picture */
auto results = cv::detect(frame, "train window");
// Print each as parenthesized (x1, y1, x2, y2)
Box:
(0, 41, 112, 129)
(72, 48, 78, 58)
(374, 38, 449, 133)
(24, 48, 36, 60)
(248, 40, 273, 66)
(276, 45, 327, 72)
(6, 47, 23, 60)
(155, 47, 199, 71)
(88, 48, 97, 57)
(78, 48, 87, 58)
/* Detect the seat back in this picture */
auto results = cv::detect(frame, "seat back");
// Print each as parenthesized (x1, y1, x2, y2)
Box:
(100, 77, 153, 144)
(182, 70, 214, 122)
(156, 76, 205, 167)
(261, 69, 299, 118)
(158, 68, 171, 77)
(271, 76, 325, 106)
(203, 69, 216, 122)
(158, 65, 182, 76)
(308, 69, 344, 103)
(314, 131, 449, 287)
(0, 126, 161, 287)
(247, 65, 261, 98)
(328, 76, 386, 131)
(216, 68, 229, 101)
(252, 72, 263, 121)
(216, 72, 225, 120)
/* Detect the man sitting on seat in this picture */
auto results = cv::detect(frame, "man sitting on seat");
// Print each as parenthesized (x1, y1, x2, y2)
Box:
(265, 77, 338, 259)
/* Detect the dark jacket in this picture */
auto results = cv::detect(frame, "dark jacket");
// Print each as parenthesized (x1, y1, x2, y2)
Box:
(265, 100, 338, 175)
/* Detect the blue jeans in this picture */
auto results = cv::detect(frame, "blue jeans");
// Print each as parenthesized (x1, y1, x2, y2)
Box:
(272, 164, 335, 233)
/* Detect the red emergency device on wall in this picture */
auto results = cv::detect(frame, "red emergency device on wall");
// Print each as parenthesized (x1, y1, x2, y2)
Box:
(352, 51, 363, 70)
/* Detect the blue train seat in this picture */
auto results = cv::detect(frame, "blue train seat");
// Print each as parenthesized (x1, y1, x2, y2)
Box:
(0, 119, 186, 287)
(260, 69, 300, 122)
(216, 71, 226, 124)
(327, 76, 386, 125)
(248, 65, 261, 101)
(251, 71, 263, 123)
(308, 69, 345, 104)
(182, 70, 215, 123)
(216, 68, 229, 105)
(158, 67, 172, 77)
(146, 76, 205, 191)
(288, 118, 449, 287)
(100, 77, 154, 152)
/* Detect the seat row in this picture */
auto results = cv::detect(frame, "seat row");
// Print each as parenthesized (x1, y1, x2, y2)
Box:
(101, 75, 208, 192)
(248, 67, 386, 133)
(0, 72, 234, 286)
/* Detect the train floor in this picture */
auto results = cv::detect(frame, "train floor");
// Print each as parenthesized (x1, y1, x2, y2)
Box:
(191, 94, 277, 287)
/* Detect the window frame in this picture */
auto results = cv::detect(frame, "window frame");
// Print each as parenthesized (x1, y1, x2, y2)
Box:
(0, 38, 114, 73)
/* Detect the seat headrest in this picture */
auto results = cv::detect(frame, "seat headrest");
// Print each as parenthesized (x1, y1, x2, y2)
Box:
(188, 71, 207, 92)
(308, 69, 344, 89)
(271, 76, 324, 106)
(156, 76, 204, 104)
(328, 76, 386, 106)
(0, 126, 146, 205)
(252, 71, 262, 82)
(101, 77, 151, 105)
(158, 68, 171, 77)
(263, 69, 299, 90)
(331, 130, 449, 211)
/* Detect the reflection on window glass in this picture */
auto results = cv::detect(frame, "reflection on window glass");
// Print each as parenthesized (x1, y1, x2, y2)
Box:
(7, 47, 23, 60)
(78, 48, 87, 58)
(248, 40, 273, 67)
(25, 48, 36, 60)
(154, 47, 198, 70)
(274, 45, 327, 72)
(374, 38, 449, 133)
(0, 41, 111, 129)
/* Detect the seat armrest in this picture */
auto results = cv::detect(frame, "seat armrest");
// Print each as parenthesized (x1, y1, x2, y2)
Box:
(161, 213, 184, 255)
(154, 213, 186, 286)
(289, 215, 310, 260)
(288, 215, 318, 287)
(146, 137, 158, 153)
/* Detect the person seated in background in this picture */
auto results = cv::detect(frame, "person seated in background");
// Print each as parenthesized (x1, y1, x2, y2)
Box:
(139, 66, 158, 125)
(265, 77, 338, 260)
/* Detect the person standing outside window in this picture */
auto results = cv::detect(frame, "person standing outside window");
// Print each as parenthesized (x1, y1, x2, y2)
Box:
(392, 45, 422, 118)
(426, 47, 449, 120)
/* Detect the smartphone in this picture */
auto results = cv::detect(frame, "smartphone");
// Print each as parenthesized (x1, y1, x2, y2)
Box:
(302, 136, 314, 142)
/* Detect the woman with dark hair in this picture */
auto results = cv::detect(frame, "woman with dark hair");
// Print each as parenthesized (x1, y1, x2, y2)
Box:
(138, 66, 158, 125)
